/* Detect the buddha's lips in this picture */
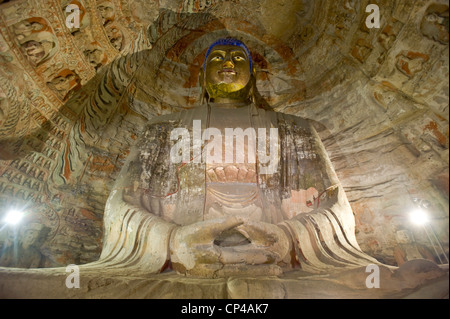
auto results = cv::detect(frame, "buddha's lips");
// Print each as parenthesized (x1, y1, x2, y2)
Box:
(219, 69, 236, 75)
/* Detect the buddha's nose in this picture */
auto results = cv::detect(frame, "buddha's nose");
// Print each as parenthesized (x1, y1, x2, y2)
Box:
(223, 58, 234, 69)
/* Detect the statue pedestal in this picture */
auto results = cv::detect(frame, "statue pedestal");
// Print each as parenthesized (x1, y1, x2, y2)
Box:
(0, 259, 447, 299)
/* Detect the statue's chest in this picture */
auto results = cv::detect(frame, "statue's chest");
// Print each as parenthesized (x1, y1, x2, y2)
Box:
(203, 106, 263, 221)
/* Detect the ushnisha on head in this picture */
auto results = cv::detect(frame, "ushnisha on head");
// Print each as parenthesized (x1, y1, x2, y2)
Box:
(200, 38, 256, 104)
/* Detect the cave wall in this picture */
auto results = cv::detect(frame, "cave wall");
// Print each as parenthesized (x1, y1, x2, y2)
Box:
(0, 0, 448, 267)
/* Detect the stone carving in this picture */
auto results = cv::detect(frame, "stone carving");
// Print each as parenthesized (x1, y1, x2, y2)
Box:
(99, 38, 379, 278)
(12, 19, 46, 42)
(0, 222, 50, 268)
(378, 22, 403, 51)
(177, 0, 246, 14)
(421, 4, 449, 44)
(0, 1, 447, 298)
(105, 24, 124, 51)
(46, 69, 81, 101)
(332, 0, 357, 40)
(97, 1, 115, 26)
(395, 51, 430, 78)
(83, 43, 107, 70)
(12, 18, 58, 66)
(393, 228, 436, 266)
(127, 0, 159, 25)
(351, 38, 373, 63)
(95, 1, 125, 51)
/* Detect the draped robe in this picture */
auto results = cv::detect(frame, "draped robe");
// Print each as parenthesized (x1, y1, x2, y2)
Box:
(99, 103, 378, 274)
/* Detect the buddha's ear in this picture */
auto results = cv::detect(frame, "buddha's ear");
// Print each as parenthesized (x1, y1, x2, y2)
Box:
(250, 67, 257, 88)
(198, 67, 207, 103)
(198, 67, 205, 87)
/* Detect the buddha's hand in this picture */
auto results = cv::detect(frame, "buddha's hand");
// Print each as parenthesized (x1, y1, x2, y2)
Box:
(169, 217, 291, 277)
(169, 217, 244, 275)
(230, 221, 291, 265)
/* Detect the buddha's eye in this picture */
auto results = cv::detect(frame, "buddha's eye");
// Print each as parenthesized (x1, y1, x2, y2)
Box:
(210, 56, 223, 61)
(233, 56, 246, 61)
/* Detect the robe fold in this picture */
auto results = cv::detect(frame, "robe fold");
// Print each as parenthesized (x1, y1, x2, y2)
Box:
(98, 103, 378, 273)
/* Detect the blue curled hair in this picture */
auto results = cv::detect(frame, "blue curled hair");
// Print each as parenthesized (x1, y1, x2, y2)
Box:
(203, 38, 253, 74)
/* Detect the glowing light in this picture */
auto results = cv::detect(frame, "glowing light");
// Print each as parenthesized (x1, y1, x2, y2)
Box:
(409, 208, 429, 226)
(3, 209, 25, 225)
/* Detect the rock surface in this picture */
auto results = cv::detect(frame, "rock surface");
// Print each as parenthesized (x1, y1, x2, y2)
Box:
(0, 259, 447, 298)
(0, 0, 448, 275)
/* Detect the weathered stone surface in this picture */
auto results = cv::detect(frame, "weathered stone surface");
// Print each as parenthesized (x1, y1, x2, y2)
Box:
(0, 0, 448, 299)
(0, 260, 447, 299)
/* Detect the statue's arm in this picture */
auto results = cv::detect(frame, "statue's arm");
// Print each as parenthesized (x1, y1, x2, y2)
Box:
(277, 184, 377, 272)
(100, 143, 176, 273)
(277, 117, 378, 271)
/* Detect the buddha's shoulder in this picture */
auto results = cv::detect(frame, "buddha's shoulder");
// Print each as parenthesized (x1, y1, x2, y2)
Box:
(144, 106, 208, 128)
(257, 107, 312, 128)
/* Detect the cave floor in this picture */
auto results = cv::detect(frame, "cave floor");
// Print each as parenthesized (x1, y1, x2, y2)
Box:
(0, 260, 448, 299)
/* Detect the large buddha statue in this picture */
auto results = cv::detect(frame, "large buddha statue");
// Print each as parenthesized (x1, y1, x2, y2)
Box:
(99, 38, 378, 278)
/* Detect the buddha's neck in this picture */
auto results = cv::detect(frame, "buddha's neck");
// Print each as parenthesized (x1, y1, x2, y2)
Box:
(208, 98, 250, 108)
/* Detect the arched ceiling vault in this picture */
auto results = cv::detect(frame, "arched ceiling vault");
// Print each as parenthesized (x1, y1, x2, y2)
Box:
(0, 0, 448, 267)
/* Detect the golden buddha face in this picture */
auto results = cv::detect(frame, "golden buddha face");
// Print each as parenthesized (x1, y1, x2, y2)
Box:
(204, 44, 253, 102)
